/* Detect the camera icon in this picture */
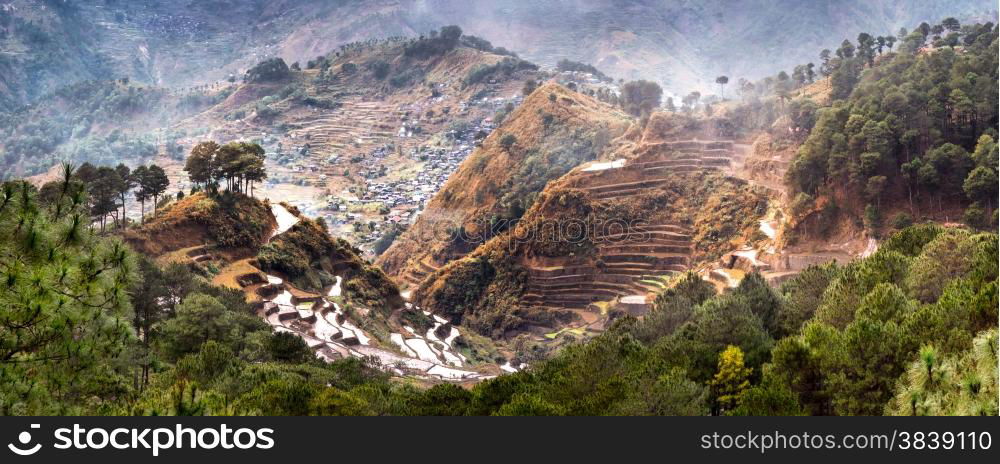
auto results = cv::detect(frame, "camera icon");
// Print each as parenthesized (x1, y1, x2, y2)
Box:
(8, 424, 42, 456)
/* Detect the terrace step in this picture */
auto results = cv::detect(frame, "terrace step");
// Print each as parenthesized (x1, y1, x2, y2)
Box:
(600, 263, 688, 274)
(526, 283, 637, 297)
(523, 287, 627, 299)
(597, 244, 691, 254)
(637, 224, 690, 233)
(185, 246, 210, 257)
(583, 179, 671, 194)
(527, 279, 639, 291)
(640, 164, 719, 175)
(521, 295, 605, 308)
(599, 252, 689, 265)
(401, 273, 424, 287)
(416, 259, 440, 274)
(596, 230, 691, 242)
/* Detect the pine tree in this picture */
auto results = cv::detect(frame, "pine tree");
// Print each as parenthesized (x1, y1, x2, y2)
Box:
(887, 330, 998, 416)
(0, 177, 136, 414)
(115, 164, 135, 229)
(132, 165, 149, 224)
(185, 141, 219, 188)
(140, 165, 169, 216)
(710, 345, 752, 414)
(715, 75, 729, 98)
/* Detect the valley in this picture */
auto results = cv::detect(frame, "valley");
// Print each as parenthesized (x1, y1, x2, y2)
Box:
(0, 3, 996, 417)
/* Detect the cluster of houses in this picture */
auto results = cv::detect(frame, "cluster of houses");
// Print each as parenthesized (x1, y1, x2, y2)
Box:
(315, 92, 526, 252)
(132, 10, 206, 38)
(362, 143, 472, 209)
(303, 114, 494, 251)
(227, 87, 522, 253)
(345, 122, 493, 252)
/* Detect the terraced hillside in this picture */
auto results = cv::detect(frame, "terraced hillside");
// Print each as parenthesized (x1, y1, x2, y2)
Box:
(520, 222, 692, 315)
(521, 139, 745, 314)
(243, 251, 495, 381)
(411, 111, 767, 339)
(125, 191, 503, 380)
(284, 101, 395, 157)
(173, 42, 532, 163)
(237, 203, 502, 381)
(379, 83, 633, 286)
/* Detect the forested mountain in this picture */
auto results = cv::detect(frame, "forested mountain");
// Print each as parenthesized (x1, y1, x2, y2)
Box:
(786, 20, 998, 236)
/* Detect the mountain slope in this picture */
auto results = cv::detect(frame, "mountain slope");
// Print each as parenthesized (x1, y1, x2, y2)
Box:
(377, 82, 632, 285)
(411, 110, 768, 338)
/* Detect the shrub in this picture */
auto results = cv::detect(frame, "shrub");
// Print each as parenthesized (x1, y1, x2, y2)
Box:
(963, 202, 987, 229)
(389, 67, 425, 88)
(556, 59, 612, 82)
(244, 58, 290, 83)
(863, 204, 880, 232)
(254, 103, 280, 121)
(463, 58, 538, 87)
(366, 60, 390, 80)
(404, 25, 463, 59)
(891, 212, 914, 229)
(499, 134, 517, 151)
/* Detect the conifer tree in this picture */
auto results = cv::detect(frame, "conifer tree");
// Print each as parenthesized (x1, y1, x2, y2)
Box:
(710, 345, 752, 414)
(0, 174, 136, 414)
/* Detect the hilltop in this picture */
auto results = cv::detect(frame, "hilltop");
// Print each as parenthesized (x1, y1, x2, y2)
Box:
(124, 191, 275, 257)
(123, 190, 401, 312)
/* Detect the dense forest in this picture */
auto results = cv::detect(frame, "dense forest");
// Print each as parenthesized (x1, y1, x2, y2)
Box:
(786, 20, 998, 233)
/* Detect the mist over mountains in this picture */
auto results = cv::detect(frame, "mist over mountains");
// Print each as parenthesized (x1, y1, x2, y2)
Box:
(1, 0, 995, 109)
